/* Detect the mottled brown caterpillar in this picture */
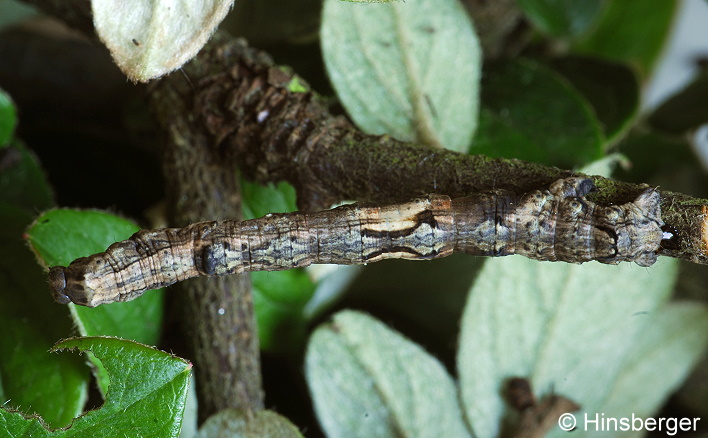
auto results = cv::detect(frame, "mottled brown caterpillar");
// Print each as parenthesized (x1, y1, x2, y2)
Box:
(48, 177, 663, 307)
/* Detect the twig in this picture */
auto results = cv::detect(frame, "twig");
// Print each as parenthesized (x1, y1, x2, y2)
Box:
(174, 35, 708, 265)
(150, 50, 264, 420)
(506, 377, 581, 438)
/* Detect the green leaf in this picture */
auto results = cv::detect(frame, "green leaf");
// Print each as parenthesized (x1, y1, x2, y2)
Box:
(546, 302, 708, 438)
(287, 76, 308, 94)
(613, 130, 708, 196)
(321, 0, 481, 152)
(516, 0, 606, 38)
(573, 0, 679, 77)
(27, 209, 164, 343)
(306, 310, 471, 438)
(241, 180, 317, 352)
(0, 143, 53, 211)
(550, 56, 640, 144)
(27, 209, 165, 395)
(0, 207, 88, 428)
(0, 89, 17, 147)
(241, 180, 298, 220)
(473, 59, 604, 168)
(252, 270, 316, 352)
(648, 69, 708, 134)
(0, 1, 37, 30)
(457, 256, 680, 438)
(0, 337, 191, 437)
(197, 409, 304, 438)
(0, 254, 89, 429)
(0, 145, 86, 429)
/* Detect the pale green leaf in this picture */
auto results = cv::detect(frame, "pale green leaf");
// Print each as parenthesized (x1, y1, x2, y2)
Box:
(0, 1, 38, 31)
(180, 374, 199, 438)
(92, 0, 234, 82)
(341, 0, 399, 3)
(458, 256, 678, 438)
(321, 0, 481, 152)
(306, 310, 471, 438)
(197, 409, 304, 438)
(547, 302, 708, 438)
(579, 153, 630, 179)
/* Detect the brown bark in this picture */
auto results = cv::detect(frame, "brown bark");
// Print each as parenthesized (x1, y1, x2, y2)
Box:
(178, 35, 708, 265)
(150, 65, 264, 420)
(23, 2, 708, 267)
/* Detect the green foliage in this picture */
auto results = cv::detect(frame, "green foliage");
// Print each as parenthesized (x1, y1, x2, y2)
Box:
(613, 129, 708, 196)
(517, 0, 606, 38)
(0, 0, 37, 30)
(27, 209, 165, 344)
(573, 0, 679, 76)
(321, 0, 481, 153)
(613, 69, 708, 197)
(549, 56, 639, 144)
(338, 0, 400, 3)
(306, 311, 471, 438)
(0, 207, 88, 429)
(648, 69, 708, 134)
(241, 180, 299, 220)
(473, 56, 640, 167)
(27, 209, 166, 396)
(0, 89, 16, 148)
(197, 409, 304, 438)
(474, 58, 604, 168)
(0, 90, 178, 432)
(0, 122, 87, 429)
(0, 337, 191, 437)
(0, 146, 53, 213)
(458, 256, 705, 438)
(304, 258, 708, 438)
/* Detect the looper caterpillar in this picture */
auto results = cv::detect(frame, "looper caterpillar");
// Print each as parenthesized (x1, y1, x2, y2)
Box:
(48, 177, 663, 307)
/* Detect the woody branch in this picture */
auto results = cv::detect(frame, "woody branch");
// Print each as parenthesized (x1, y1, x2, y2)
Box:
(165, 35, 708, 266)
(23, 1, 708, 266)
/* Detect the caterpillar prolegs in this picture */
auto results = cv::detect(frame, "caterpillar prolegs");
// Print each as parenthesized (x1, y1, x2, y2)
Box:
(48, 177, 663, 307)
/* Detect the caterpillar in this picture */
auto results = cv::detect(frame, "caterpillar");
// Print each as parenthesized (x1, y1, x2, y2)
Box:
(48, 177, 663, 307)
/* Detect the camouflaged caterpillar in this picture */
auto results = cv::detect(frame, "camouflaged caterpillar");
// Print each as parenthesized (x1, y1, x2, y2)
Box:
(48, 177, 663, 307)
